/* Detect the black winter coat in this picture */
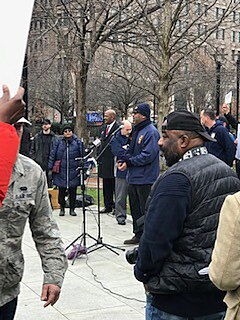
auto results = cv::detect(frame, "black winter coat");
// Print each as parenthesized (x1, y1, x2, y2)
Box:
(30, 130, 57, 170)
(97, 122, 119, 178)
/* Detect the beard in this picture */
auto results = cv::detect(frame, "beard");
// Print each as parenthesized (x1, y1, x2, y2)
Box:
(160, 147, 182, 167)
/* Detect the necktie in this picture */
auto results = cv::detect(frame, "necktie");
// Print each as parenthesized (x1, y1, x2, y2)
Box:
(106, 125, 110, 136)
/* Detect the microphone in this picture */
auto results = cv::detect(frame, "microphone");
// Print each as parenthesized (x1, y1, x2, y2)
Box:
(85, 138, 101, 153)
(110, 125, 124, 136)
(85, 157, 97, 177)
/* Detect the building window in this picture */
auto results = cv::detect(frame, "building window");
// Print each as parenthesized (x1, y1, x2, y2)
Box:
(176, 20, 181, 32)
(232, 31, 236, 42)
(215, 7, 219, 18)
(34, 20, 38, 30)
(112, 53, 119, 67)
(204, 25, 208, 35)
(239, 32, 240, 43)
(44, 17, 48, 29)
(185, 0, 190, 13)
(233, 11, 236, 22)
(123, 55, 128, 69)
(221, 48, 225, 59)
(216, 29, 219, 39)
(222, 29, 225, 40)
(232, 50, 235, 61)
(198, 24, 201, 36)
(204, 4, 208, 16)
(197, 3, 201, 15)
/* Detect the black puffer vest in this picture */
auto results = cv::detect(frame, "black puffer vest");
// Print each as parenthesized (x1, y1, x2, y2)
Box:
(147, 153, 240, 294)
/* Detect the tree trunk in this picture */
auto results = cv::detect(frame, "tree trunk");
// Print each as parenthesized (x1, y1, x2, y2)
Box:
(157, 0, 171, 132)
(74, 70, 88, 143)
(158, 54, 171, 131)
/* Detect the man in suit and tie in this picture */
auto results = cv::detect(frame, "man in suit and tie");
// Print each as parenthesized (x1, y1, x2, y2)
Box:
(98, 109, 119, 213)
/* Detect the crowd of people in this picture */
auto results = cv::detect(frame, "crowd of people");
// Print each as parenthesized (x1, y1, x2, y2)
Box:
(2, 84, 240, 320)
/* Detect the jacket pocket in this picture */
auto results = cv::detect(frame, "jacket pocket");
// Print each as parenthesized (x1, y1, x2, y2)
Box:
(3, 250, 24, 289)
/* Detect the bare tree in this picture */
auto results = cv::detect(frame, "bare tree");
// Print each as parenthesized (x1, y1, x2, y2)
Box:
(37, 0, 161, 139)
(105, 0, 239, 127)
(87, 53, 149, 117)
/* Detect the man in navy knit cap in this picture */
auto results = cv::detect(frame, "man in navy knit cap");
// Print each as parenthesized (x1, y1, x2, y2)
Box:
(134, 109, 240, 320)
(118, 102, 160, 245)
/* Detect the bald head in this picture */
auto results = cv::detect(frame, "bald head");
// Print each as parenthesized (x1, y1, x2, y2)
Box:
(121, 120, 132, 136)
(104, 109, 116, 124)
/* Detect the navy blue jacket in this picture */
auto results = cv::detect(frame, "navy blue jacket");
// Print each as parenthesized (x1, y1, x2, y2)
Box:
(48, 134, 83, 188)
(110, 132, 129, 179)
(205, 122, 236, 166)
(125, 123, 160, 184)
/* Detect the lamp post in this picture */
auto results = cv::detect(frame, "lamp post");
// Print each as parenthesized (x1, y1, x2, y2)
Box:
(215, 60, 221, 116)
(236, 55, 240, 124)
(22, 54, 28, 119)
(153, 83, 156, 123)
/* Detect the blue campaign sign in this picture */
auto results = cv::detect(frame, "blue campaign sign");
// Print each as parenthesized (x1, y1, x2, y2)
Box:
(86, 112, 103, 123)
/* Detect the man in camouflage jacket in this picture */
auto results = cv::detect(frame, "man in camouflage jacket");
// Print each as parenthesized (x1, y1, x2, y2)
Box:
(0, 142, 68, 319)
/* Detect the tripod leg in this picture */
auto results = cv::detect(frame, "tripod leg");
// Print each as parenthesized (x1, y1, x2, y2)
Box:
(104, 243, 125, 252)
(72, 236, 85, 265)
(65, 234, 83, 250)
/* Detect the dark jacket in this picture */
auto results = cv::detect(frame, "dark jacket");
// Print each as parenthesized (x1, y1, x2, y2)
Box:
(136, 153, 240, 295)
(224, 112, 238, 130)
(30, 130, 57, 170)
(98, 122, 119, 178)
(20, 126, 31, 157)
(205, 122, 236, 166)
(48, 134, 83, 188)
(110, 131, 129, 179)
(125, 122, 160, 185)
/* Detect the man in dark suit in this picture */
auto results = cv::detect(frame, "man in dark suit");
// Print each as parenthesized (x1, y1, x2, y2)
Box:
(98, 109, 119, 213)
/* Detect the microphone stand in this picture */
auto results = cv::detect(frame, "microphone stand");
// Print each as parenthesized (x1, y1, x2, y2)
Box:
(65, 137, 124, 265)
(86, 131, 125, 255)
(65, 143, 99, 264)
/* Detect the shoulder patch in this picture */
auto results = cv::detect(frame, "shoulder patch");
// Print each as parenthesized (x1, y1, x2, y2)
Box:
(138, 135, 143, 144)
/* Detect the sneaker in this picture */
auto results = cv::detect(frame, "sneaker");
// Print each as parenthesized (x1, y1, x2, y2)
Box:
(118, 220, 126, 225)
(124, 236, 139, 245)
(70, 209, 77, 216)
(100, 207, 112, 214)
(59, 207, 65, 216)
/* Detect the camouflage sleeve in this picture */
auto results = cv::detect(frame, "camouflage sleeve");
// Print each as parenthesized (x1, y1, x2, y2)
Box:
(29, 170, 68, 287)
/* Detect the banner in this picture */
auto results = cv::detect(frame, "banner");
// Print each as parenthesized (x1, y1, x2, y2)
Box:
(0, 0, 35, 96)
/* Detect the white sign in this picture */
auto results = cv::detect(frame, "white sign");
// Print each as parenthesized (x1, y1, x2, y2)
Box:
(0, 1, 35, 96)
(225, 91, 233, 104)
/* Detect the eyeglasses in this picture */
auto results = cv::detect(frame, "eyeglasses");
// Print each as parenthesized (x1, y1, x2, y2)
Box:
(64, 129, 72, 133)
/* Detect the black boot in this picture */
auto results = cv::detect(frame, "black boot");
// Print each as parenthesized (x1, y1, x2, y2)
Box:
(59, 205, 65, 216)
(70, 208, 77, 216)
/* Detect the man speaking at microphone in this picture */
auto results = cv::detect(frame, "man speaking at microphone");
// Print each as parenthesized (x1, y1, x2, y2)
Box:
(118, 103, 160, 245)
(98, 109, 119, 214)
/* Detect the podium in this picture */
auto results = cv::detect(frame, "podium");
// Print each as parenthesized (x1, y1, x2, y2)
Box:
(48, 188, 60, 209)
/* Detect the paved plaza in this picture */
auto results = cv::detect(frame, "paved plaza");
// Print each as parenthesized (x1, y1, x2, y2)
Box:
(15, 206, 146, 320)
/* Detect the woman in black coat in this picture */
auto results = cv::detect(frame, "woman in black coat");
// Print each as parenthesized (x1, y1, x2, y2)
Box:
(48, 124, 83, 216)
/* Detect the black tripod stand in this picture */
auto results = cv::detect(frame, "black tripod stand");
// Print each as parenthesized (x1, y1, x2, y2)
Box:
(86, 133, 125, 254)
(65, 139, 124, 265)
